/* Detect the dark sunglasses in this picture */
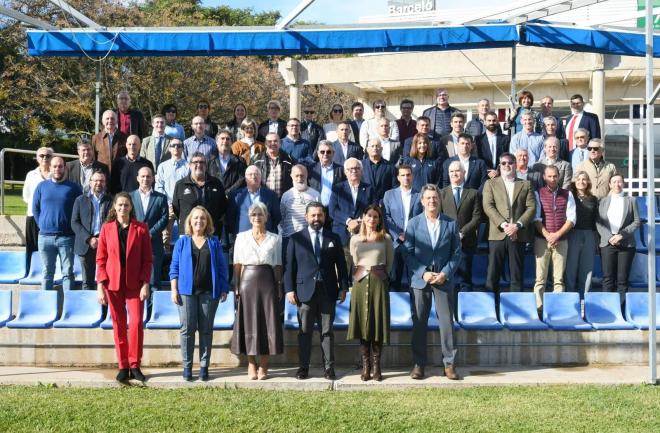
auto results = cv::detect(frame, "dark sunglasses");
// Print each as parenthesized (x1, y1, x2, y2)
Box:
(318, 150, 333, 154)
(303, 110, 315, 114)
(197, 104, 209, 109)
(191, 160, 206, 165)
(500, 161, 514, 166)
(587, 147, 602, 151)
(374, 105, 386, 109)
(165, 109, 177, 114)
(37, 154, 52, 159)
(332, 109, 343, 113)
(169, 144, 183, 149)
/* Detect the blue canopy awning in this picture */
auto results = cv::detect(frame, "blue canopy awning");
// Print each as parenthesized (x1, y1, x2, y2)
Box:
(26, 24, 520, 57)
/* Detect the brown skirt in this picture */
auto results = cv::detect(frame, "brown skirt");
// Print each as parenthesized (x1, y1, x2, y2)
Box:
(230, 264, 283, 356)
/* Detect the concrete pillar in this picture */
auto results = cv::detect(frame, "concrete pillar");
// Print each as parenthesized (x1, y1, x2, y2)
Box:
(592, 68, 605, 134)
(289, 85, 301, 119)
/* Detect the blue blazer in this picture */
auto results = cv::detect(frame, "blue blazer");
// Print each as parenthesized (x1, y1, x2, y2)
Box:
(169, 235, 229, 299)
(404, 213, 462, 292)
(441, 156, 488, 191)
(226, 186, 281, 235)
(332, 140, 364, 166)
(284, 228, 349, 303)
(307, 161, 345, 193)
(328, 180, 376, 246)
(565, 111, 601, 140)
(130, 189, 168, 250)
(383, 187, 422, 247)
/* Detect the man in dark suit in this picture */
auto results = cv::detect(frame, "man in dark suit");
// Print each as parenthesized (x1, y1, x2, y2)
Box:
(92, 110, 127, 170)
(257, 100, 287, 142)
(226, 165, 281, 236)
(332, 121, 363, 166)
(440, 161, 483, 294)
(71, 170, 112, 290)
(114, 90, 147, 139)
(301, 105, 326, 152)
(441, 133, 488, 190)
(110, 135, 154, 194)
(564, 94, 601, 152)
(405, 184, 462, 380)
(207, 130, 246, 196)
(476, 111, 509, 178)
(482, 152, 536, 294)
(66, 139, 110, 192)
(348, 102, 365, 147)
(362, 138, 398, 202)
(284, 202, 349, 380)
(130, 166, 168, 291)
(328, 157, 376, 270)
(308, 140, 345, 211)
(383, 164, 422, 291)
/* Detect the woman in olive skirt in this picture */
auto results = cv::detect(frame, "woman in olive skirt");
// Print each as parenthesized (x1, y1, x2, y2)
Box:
(230, 201, 283, 380)
(348, 204, 393, 381)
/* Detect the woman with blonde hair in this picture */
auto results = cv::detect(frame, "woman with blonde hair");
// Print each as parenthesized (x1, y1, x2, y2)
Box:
(348, 204, 393, 382)
(231, 118, 264, 165)
(170, 205, 229, 381)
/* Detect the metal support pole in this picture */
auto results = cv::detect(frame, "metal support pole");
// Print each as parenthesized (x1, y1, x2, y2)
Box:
(511, 45, 517, 105)
(645, 0, 657, 385)
(95, 60, 101, 134)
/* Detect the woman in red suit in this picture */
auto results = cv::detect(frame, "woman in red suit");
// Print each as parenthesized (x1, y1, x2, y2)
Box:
(96, 192, 152, 383)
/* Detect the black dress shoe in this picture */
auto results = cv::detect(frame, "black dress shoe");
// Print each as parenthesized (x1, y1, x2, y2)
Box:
(324, 368, 336, 380)
(410, 366, 425, 380)
(130, 368, 146, 382)
(116, 368, 130, 383)
(295, 367, 309, 380)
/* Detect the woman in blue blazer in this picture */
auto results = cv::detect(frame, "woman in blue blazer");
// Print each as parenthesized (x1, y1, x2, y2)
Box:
(170, 206, 229, 381)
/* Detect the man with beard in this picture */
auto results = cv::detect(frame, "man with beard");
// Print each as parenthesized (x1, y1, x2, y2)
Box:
(280, 164, 320, 246)
(476, 111, 510, 178)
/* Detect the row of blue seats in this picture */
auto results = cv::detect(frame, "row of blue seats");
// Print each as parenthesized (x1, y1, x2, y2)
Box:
(635, 195, 660, 223)
(1, 289, 658, 331)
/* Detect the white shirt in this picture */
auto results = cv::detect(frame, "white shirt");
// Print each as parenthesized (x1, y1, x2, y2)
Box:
(426, 215, 440, 249)
(486, 131, 498, 166)
(138, 188, 152, 213)
(233, 231, 282, 266)
(381, 138, 392, 162)
(607, 194, 626, 234)
(23, 168, 50, 217)
(459, 156, 470, 179)
(400, 188, 412, 231)
(349, 182, 359, 206)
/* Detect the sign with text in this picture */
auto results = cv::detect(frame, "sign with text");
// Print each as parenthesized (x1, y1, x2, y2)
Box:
(388, 0, 436, 16)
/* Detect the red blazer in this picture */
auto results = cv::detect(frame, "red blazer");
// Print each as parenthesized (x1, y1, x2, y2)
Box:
(96, 219, 152, 293)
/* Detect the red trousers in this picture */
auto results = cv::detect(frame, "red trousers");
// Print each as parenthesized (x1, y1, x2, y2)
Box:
(106, 289, 144, 369)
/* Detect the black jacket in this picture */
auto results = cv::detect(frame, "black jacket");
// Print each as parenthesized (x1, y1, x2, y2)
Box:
(110, 156, 154, 194)
(113, 108, 148, 139)
(207, 154, 246, 196)
(252, 150, 295, 197)
(301, 120, 326, 152)
(172, 174, 227, 236)
(257, 118, 287, 142)
(66, 160, 110, 190)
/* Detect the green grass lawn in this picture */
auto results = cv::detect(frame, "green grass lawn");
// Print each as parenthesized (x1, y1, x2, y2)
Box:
(3, 185, 27, 215)
(0, 385, 659, 432)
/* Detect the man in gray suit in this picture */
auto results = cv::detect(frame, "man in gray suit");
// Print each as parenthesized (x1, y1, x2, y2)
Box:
(130, 166, 168, 291)
(141, 114, 171, 170)
(405, 184, 462, 380)
(532, 136, 573, 190)
(71, 170, 112, 290)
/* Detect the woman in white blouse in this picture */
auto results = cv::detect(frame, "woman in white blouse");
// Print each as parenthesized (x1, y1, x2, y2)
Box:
(23, 147, 53, 257)
(230, 201, 283, 380)
(595, 174, 640, 305)
(323, 104, 354, 143)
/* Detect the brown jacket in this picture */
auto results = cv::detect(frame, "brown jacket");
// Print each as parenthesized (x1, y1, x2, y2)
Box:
(92, 129, 127, 170)
(575, 158, 616, 199)
(231, 139, 264, 166)
(481, 176, 536, 242)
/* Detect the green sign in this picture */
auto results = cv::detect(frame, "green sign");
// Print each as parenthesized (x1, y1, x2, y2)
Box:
(637, 0, 660, 30)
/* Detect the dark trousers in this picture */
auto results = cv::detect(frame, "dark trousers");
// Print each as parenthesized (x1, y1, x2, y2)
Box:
(600, 244, 636, 305)
(455, 251, 474, 291)
(486, 238, 526, 292)
(297, 286, 336, 370)
(25, 216, 39, 258)
(390, 243, 410, 291)
(79, 247, 97, 290)
(410, 286, 456, 368)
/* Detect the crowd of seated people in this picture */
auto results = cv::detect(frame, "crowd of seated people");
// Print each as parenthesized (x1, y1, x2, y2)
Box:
(21, 88, 643, 384)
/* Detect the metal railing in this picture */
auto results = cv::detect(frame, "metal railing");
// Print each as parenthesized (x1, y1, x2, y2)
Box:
(0, 148, 77, 215)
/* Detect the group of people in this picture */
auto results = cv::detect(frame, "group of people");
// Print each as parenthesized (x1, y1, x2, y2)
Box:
(22, 87, 640, 383)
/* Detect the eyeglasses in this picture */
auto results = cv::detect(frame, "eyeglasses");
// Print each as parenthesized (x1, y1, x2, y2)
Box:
(500, 161, 514, 166)
(575, 136, 587, 140)
(347, 167, 361, 172)
(249, 212, 264, 217)
(191, 160, 206, 165)
(169, 144, 183, 149)
(37, 154, 51, 159)
(587, 147, 602, 151)
(374, 105, 386, 109)
(303, 111, 315, 114)
(197, 104, 209, 109)
(318, 150, 333, 154)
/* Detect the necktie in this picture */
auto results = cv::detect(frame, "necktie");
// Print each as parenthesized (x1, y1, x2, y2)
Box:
(314, 230, 321, 263)
(155, 136, 163, 166)
(567, 116, 577, 151)
(490, 137, 497, 167)
(454, 187, 461, 208)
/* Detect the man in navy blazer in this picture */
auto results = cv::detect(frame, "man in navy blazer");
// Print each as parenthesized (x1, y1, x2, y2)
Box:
(564, 94, 601, 151)
(476, 111, 510, 176)
(284, 202, 349, 380)
(332, 121, 364, 166)
(441, 133, 488, 190)
(71, 170, 113, 290)
(383, 164, 422, 291)
(404, 184, 462, 380)
(130, 166, 168, 291)
(328, 158, 376, 270)
(307, 140, 346, 202)
(226, 165, 281, 236)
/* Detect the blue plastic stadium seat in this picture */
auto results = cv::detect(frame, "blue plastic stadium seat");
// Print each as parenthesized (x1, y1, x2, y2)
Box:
(145, 291, 180, 329)
(457, 292, 503, 330)
(390, 291, 413, 330)
(19, 252, 63, 285)
(477, 223, 489, 253)
(629, 253, 650, 289)
(624, 292, 660, 330)
(636, 195, 660, 223)
(100, 302, 148, 329)
(53, 290, 103, 328)
(584, 292, 635, 330)
(283, 299, 298, 329)
(542, 292, 593, 331)
(499, 292, 549, 330)
(0, 251, 27, 283)
(471, 255, 488, 289)
(213, 292, 235, 330)
(7, 290, 59, 328)
(428, 295, 460, 330)
(333, 292, 351, 330)
(634, 228, 646, 253)
(0, 289, 12, 327)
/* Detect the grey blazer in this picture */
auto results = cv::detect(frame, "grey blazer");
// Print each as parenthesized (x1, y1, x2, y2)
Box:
(595, 194, 640, 248)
